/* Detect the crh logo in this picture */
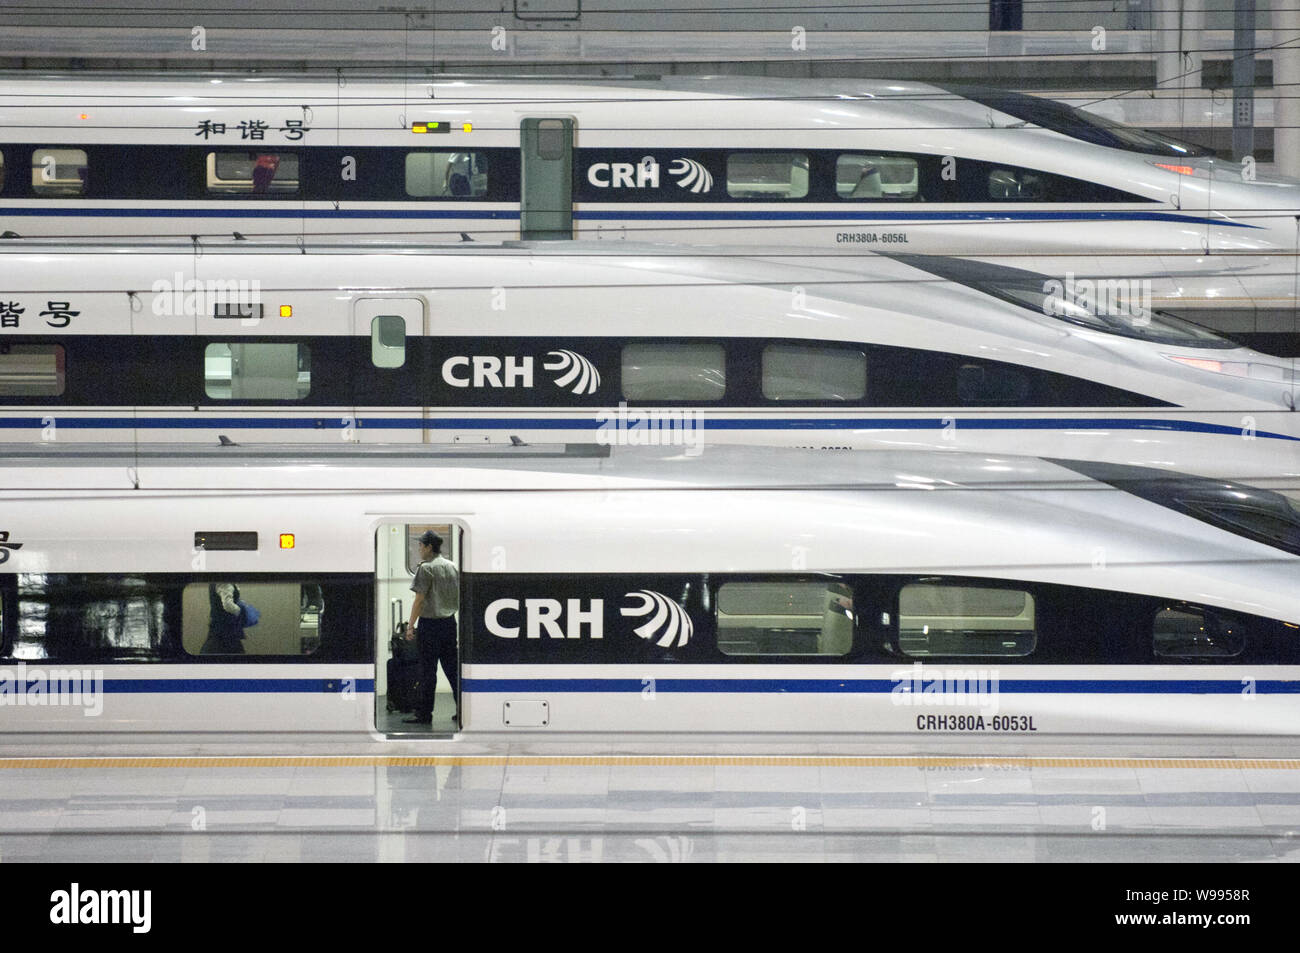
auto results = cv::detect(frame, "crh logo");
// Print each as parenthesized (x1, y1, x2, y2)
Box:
(483, 589, 693, 646)
(621, 590, 693, 647)
(588, 161, 660, 189)
(544, 349, 600, 396)
(440, 350, 599, 395)
(485, 598, 604, 639)
(443, 355, 532, 389)
(667, 158, 713, 194)
(586, 157, 713, 194)
(0, 531, 22, 564)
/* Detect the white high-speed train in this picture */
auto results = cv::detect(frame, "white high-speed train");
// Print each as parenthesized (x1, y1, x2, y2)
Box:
(1, 74, 1297, 315)
(0, 240, 1295, 480)
(0, 443, 1297, 738)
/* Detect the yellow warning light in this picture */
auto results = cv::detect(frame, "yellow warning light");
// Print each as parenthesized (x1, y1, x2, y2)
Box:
(279, 305, 292, 317)
(412, 122, 429, 134)
(279, 534, 295, 549)
(78, 113, 90, 120)
(462, 122, 473, 133)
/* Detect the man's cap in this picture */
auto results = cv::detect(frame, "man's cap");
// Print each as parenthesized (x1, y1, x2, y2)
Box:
(419, 529, 444, 547)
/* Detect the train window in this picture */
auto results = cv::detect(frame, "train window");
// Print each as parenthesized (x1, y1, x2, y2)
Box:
(894, 255, 1235, 348)
(1154, 606, 1246, 658)
(987, 167, 1047, 201)
(726, 153, 809, 199)
(957, 363, 1029, 405)
(206, 152, 299, 195)
(0, 344, 65, 397)
(371, 315, 406, 368)
(535, 120, 569, 161)
(10, 573, 168, 661)
(31, 148, 87, 197)
(1057, 460, 1300, 558)
(716, 580, 854, 656)
(898, 582, 1036, 657)
(762, 343, 866, 401)
(1177, 498, 1300, 557)
(837, 154, 919, 201)
(181, 581, 326, 656)
(405, 151, 488, 198)
(974, 163, 1147, 203)
(404, 524, 454, 573)
(204, 343, 310, 400)
(622, 342, 726, 401)
(947, 85, 1213, 158)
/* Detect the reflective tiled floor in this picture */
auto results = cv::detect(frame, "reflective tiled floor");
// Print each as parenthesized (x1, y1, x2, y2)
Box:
(4, 832, 1299, 863)
(2, 736, 1299, 862)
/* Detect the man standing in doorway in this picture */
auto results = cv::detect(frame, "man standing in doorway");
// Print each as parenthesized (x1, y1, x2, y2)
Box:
(405, 529, 460, 726)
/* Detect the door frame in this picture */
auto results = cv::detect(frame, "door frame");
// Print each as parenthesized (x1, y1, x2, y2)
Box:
(519, 116, 577, 240)
(372, 517, 468, 737)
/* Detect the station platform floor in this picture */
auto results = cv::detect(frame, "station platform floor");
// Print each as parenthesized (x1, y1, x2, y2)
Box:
(1, 734, 1298, 862)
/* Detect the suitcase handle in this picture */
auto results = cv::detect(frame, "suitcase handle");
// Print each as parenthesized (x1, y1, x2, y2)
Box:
(390, 598, 404, 637)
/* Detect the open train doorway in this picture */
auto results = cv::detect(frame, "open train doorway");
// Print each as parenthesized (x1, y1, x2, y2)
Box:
(374, 521, 464, 736)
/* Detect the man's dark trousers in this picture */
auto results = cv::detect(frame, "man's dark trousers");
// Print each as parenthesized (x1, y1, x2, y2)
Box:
(415, 615, 459, 720)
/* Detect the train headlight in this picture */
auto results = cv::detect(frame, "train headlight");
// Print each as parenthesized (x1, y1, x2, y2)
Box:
(1165, 355, 1248, 376)
(279, 534, 295, 549)
(1165, 354, 1296, 382)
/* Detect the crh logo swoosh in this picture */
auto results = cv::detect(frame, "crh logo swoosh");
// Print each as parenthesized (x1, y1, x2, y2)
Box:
(621, 590, 693, 648)
(0, 531, 22, 565)
(669, 158, 713, 194)
(544, 349, 601, 395)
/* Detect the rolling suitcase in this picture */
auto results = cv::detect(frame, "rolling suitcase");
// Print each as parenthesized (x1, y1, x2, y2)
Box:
(386, 625, 424, 713)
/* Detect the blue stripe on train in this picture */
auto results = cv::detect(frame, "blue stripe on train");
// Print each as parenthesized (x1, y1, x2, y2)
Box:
(0, 207, 519, 220)
(0, 416, 1295, 441)
(6, 676, 1292, 695)
(463, 677, 1300, 694)
(0, 207, 1262, 228)
(581, 210, 1263, 228)
(92, 678, 375, 693)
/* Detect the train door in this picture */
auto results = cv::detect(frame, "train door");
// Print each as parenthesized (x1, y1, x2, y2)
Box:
(520, 118, 574, 239)
(351, 297, 427, 444)
(374, 520, 464, 735)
